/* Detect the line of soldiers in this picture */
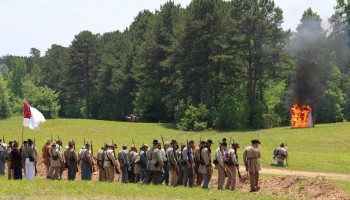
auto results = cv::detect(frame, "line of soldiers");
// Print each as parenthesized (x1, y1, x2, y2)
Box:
(0, 137, 266, 192)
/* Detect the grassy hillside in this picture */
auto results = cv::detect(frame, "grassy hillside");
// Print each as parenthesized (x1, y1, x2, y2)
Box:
(1, 117, 350, 174)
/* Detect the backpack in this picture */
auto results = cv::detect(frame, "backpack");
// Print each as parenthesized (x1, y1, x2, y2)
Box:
(273, 148, 279, 158)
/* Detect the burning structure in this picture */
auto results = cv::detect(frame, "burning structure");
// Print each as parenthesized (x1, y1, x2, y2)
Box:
(290, 101, 313, 128)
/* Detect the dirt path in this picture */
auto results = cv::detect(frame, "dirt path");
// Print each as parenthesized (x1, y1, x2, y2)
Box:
(259, 167, 350, 181)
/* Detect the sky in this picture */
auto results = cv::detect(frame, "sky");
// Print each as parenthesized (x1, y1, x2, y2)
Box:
(0, 0, 337, 56)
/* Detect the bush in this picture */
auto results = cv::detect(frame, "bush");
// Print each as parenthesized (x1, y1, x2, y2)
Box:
(0, 76, 11, 119)
(176, 103, 211, 131)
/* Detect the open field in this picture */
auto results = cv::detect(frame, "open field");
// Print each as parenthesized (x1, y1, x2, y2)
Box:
(2, 117, 350, 174)
(1, 118, 350, 199)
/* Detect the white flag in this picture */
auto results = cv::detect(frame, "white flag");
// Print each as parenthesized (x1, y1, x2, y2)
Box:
(23, 102, 46, 130)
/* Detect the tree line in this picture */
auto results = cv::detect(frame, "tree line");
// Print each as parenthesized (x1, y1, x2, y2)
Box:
(0, 0, 349, 131)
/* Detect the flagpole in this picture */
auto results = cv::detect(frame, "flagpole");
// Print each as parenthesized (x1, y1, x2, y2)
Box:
(22, 126, 24, 145)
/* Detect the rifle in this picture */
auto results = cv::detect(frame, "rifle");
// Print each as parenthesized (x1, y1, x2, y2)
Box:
(84, 138, 86, 146)
(285, 142, 288, 167)
(132, 138, 137, 153)
(237, 166, 242, 179)
(72, 139, 79, 172)
(51, 134, 53, 142)
(33, 138, 38, 175)
(90, 141, 96, 173)
(2, 134, 5, 143)
(161, 135, 165, 149)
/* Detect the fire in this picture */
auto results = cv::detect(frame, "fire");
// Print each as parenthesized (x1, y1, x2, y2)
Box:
(290, 101, 313, 128)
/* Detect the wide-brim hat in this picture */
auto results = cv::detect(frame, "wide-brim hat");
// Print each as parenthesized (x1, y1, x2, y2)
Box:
(51, 142, 57, 146)
(251, 139, 261, 144)
(153, 140, 159, 145)
(206, 139, 213, 144)
(142, 144, 148, 148)
(232, 143, 240, 148)
(170, 139, 177, 145)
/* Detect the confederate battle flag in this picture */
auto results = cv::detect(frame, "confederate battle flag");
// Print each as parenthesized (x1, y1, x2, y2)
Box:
(23, 102, 46, 130)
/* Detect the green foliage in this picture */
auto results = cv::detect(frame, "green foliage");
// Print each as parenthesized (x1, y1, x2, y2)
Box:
(8, 58, 26, 98)
(0, 76, 11, 119)
(23, 80, 60, 119)
(177, 103, 211, 131)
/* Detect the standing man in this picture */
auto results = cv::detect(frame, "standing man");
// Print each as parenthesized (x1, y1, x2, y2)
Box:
(118, 144, 129, 183)
(103, 144, 119, 182)
(272, 143, 288, 167)
(182, 140, 195, 187)
(5, 141, 14, 179)
(139, 144, 148, 182)
(224, 141, 239, 190)
(243, 139, 262, 192)
(215, 139, 228, 189)
(194, 141, 205, 187)
(55, 139, 65, 179)
(22, 139, 37, 180)
(42, 139, 51, 178)
(128, 145, 137, 183)
(199, 140, 213, 189)
(10, 140, 22, 180)
(64, 140, 78, 180)
(167, 139, 179, 187)
(0, 139, 7, 176)
(159, 142, 170, 185)
(97, 145, 107, 181)
(145, 140, 158, 184)
(49, 142, 62, 179)
(150, 142, 163, 185)
(176, 144, 186, 186)
(132, 147, 141, 182)
(81, 143, 93, 181)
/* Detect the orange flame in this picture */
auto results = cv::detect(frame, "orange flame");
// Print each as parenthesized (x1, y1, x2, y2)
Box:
(290, 101, 313, 128)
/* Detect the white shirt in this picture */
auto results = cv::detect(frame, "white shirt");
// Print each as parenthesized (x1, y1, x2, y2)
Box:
(215, 147, 225, 166)
(159, 149, 168, 162)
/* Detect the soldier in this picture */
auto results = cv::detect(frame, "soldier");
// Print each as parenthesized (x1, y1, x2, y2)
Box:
(64, 140, 78, 180)
(194, 141, 205, 187)
(80, 143, 93, 180)
(224, 141, 239, 190)
(22, 139, 37, 180)
(42, 139, 51, 178)
(271, 143, 288, 167)
(10, 140, 22, 180)
(145, 140, 158, 184)
(150, 142, 163, 185)
(243, 139, 262, 192)
(176, 144, 186, 186)
(5, 141, 14, 179)
(132, 147, 141, 182)
(49, 142, 62, 179)
(55, 139, 65, 179)
(118, 144, 129, 183)
(182, 140, 195, 187)
(199, 139, 213, 189)
(166, 139, 179, 187)
(215, 138, 228, 189)
(128, 145, 137, 183)
(103, 144, 119, 182)
(139, 144, 148, 182)
(97, 145, 107, 181)
(159, 142, 169, 185)
(0, 138, 7, 176)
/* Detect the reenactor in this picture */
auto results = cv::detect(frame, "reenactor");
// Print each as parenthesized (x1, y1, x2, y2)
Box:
(5, 141, 14, 179)
(166, 139, 179, 187)
(132, 147, 142, 182)
(103, 144, 119, 182)
(145, 140, 159, 184)
(224, 141, 239, 190)
(199, 140, 213, 189)
(149, 142, 163, 185)
(118, 144, 129, 183)
(97, 145, 108, 181)
(194, 141, 205, 187)
(22, 139, 37, 180)
(10, 140, 22, 180)
(42, 139, 51, 178)
(128, 145, 137, 183)
(64, 140, 78, 180)
(55, 139, 65, 179)
(243, 139, 262, 192)
(182, 140, 195, 187)
(271, 143, 288, 167)
(215, 138, 228, 189)
(176, 144, 186, 186)
(159, 142, 170, 185)
(49, 142, 62, 179)
(80, 143, 93, 180)
(0, 139, 7, 175)
(139, 144, 148, 182)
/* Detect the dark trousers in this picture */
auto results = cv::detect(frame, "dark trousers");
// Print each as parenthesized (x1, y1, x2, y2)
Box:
(14, 167, 22, 180)
(151, 171, 162, 185)
(183, 166, 194, 187)
(177, 167, 184, 186)
(67, 161, 77, 181)
(159, 162, 169, 185)
(145, 170, 153, 184)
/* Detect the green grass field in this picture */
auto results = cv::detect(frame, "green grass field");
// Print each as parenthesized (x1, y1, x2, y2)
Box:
(1, 117, 349, 199)
(2, 117, 349, 174)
